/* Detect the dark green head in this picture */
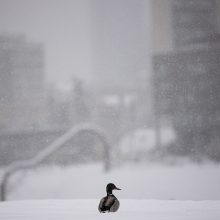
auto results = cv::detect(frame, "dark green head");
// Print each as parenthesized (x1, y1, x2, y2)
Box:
(106, 183, 121, 195)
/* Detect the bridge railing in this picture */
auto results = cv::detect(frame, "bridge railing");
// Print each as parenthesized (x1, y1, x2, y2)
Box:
(0, 123, 111, 201)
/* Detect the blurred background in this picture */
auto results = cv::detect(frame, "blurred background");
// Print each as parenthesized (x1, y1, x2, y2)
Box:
(0, 0, 220, 201)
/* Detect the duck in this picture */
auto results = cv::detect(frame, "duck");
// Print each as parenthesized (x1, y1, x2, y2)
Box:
(98, 183, 121, 213)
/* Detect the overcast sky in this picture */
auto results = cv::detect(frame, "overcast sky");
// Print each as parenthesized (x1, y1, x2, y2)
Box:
(0, 0, 92, 87)
(0, 0, 152, 91)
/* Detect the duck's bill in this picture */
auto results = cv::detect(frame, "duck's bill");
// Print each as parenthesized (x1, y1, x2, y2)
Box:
(115, 187, 121, 190)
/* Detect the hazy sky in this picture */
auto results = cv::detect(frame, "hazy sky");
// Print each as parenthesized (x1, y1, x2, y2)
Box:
(0, 0, 153, 91)
(0, 0, 91, 87)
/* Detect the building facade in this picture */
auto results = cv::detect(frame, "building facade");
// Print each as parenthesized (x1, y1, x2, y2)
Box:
(153, 0, 220, 160)
(172, 0, 218, 48)
(0, 34, 47, 132)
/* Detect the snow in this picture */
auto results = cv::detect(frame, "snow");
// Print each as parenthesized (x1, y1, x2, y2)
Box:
(7, 163, 220, 200)
(1, 163, 220, 219)
(0, 199, 220, 220)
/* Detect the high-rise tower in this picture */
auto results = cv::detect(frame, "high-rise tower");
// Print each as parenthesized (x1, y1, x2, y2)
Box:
(172, 0, 218, 47)
(0, 34, 47, 132)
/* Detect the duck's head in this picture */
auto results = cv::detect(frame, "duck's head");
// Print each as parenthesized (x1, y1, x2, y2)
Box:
(106, 183, 121, 195)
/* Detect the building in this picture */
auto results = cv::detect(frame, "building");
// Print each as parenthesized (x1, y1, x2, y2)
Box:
(89, 0, 153, 139)
(154, 47, 220, 156)
(172, 0, 218, 48)
(0, 34, 47, 132)
(153, 0, 220, 160)
(90, 0, 150, 93)
(150, 0, 220, 51)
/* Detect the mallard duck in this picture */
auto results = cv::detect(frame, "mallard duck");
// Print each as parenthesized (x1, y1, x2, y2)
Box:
(98, 183, 121, 213)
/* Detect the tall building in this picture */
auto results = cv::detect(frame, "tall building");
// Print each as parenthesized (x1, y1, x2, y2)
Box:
(172, 0, 218, 47)
(153, 0, 220, 160)
(150, 0, 220, 50)
(89, 0, 153, 138)
(0, 34, 47, 132)
(90, 0, 150, 94)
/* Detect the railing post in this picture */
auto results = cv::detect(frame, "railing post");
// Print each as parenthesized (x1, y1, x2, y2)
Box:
(0, 181, 5, 201)
(0, 172, 8, 201)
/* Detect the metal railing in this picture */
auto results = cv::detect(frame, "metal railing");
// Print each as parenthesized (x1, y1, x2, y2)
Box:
(0, 123, 111, 201)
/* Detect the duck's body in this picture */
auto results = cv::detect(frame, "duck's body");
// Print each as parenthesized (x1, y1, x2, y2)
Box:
(99, 194, 120, 212)
(98, 183, 121, 213)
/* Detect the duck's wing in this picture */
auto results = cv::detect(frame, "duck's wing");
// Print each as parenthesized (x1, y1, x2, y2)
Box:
(109, 198, 120, 212)
(98, 196, 107, 212)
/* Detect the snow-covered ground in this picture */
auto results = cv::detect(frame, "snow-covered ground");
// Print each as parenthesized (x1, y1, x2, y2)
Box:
(1, 162, 220, 219)
(0, 199, 220, 220)
(6, 162, 220, 200)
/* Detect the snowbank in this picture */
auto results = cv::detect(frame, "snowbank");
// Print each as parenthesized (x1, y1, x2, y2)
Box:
(0, 199, 220, 220)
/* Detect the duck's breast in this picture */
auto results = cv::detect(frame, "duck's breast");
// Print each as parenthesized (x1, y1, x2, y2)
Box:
(98, 197, 107, 212)
(109, 198, 120, 212)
